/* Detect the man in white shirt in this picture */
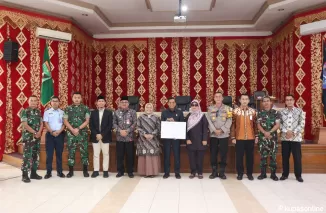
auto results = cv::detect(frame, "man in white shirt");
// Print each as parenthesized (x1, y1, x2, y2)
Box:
(43, 96, 65, 179)
(280, 95, 305, 182)
(89, 95, 113, 178)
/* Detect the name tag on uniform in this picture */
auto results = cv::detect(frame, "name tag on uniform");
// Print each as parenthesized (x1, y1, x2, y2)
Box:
(126, 119, 130, 125)
(48, 113, 54, 117)
(250, 115, 253, 120)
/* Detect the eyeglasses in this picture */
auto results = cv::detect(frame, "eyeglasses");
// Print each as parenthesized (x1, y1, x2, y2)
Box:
(121, 101, 129, 104)
(191, 103, 199, 107)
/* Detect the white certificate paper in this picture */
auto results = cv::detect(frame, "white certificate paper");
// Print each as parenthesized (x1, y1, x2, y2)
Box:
(161, 121, 187, 139)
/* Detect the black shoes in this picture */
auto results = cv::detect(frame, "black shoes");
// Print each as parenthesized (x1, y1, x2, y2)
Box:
(163, 173, 170, 179)
(258, 174, 267, 180)
(280, 175, 288, 181)
(163, 173, 180, 179)
(279, 175, 302, 182)
(116, 172, 124, 178)
(270, 172, 279, 181)
(22, 171, 31, 183)
(67, 166, 74, 178)
(83, 165, 89, 177)
(44, 173, 52, 179)
(258, 168, 267, 180)
(296, 177, 304, 182)
(247, 174, 254, 181)
(103, 171, 109, 178)
(209, 167, 218, 179)
(219, 173, 227, 180)
(237, 174, 243, 180)
(91, 171, 99, 178)
(128, 173, 134, 178)
(45, 172, 65, 179)
(30, 170, 42, 180)
(189, 173, 195, 179)
(258, 167, 267, 180)
(57, 172, 65, 178)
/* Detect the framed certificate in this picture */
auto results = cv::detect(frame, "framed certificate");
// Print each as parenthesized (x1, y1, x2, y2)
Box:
(161, 121, 187, 139)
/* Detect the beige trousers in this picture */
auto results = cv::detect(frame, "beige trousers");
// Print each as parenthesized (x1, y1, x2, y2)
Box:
(92, 141, 110, 171)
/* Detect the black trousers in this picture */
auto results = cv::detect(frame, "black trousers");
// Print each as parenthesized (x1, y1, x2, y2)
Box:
(210, 137, 229, 172)
(236, 140, 254, 175)
(46, 132, 64, 174)
(281, 141, 302, 178)
(163, 139, 180, 174)
(188, 149, 205, 175)
(116, 141, 134, 174)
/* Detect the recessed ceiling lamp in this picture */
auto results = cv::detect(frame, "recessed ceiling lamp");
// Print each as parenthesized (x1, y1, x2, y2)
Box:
(82, 14, 88, 16)
(182, 5, 188, 12)
(278, 9, 284, 11)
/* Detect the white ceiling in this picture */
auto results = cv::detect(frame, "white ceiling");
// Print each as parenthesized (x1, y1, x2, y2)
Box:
(1, 0, 326, 38)
(149, 0, 212, 12)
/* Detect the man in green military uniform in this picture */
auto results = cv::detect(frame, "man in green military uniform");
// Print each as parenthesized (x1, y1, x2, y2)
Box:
(21, 95, 44, 183)
(64, 92, 90, 178)
(257, 96, 281, 181)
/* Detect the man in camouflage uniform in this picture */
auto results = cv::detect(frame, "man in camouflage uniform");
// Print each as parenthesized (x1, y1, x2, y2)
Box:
(63, 92, 90, 178)
(21, 95, 44, 183)
(257, 96, 281, 181)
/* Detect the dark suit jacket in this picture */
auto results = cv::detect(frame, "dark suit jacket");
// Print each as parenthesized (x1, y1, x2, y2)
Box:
(185, 114, 208, 151)
(90, 109, 113, 143)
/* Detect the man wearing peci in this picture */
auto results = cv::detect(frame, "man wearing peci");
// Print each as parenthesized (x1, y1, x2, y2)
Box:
(90, 95, 113, 178)
(43, 96, 66, 179)
(113, 96, 137, 178)
(161, 97, 185, 179)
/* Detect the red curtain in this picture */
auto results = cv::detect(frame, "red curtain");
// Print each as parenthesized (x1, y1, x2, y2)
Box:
(2, 6, 326, 159)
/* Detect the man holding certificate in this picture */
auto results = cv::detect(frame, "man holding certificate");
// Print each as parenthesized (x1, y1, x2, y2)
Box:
(161, 97, 185, 179)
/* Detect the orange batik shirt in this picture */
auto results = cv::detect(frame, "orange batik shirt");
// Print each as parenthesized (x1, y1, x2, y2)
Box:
(230, 107, 258, 140)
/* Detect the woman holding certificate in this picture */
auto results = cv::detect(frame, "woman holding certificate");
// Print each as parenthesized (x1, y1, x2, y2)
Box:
(136, 103, 161, 178)
(185, 100, 208, 179)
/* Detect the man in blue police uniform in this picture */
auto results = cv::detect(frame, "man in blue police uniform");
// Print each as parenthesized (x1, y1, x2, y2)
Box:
(43, 96, 66, 179)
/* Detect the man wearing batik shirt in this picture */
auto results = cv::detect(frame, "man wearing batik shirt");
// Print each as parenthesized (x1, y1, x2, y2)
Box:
(113, 96, 137, 178)
(231, 94, 258, 181)
(280, 95, 305, 183)
(257, 96, 281, 181)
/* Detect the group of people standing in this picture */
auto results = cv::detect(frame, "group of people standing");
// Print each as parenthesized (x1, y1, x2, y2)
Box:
(20, 91, 305, 183)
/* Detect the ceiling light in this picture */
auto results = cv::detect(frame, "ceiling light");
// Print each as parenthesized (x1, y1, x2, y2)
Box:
(278, 9, 284, 11)
(82, 14, 88, 16)
(181, 5, 188, 12)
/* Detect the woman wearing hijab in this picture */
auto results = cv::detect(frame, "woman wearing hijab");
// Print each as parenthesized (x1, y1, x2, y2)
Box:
(186, 100, 209, 179)
(136, 103, 161, 178)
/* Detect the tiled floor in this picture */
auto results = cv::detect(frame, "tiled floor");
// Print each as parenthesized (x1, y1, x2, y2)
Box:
(0, 162, 325, 213)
